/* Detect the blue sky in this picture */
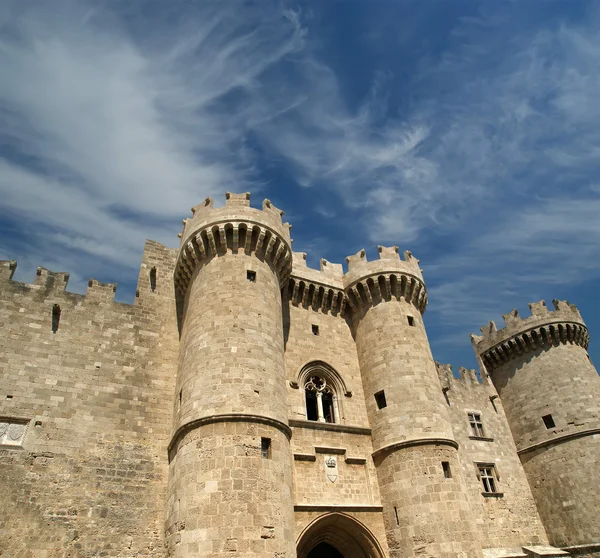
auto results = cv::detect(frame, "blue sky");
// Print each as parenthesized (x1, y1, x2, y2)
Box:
(1, 0, 600, 371)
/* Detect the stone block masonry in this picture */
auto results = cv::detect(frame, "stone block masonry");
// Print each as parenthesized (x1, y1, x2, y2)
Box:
(0, 193, 599, 558)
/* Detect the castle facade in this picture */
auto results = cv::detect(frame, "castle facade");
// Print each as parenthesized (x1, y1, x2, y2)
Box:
(0, 192, 599, 558)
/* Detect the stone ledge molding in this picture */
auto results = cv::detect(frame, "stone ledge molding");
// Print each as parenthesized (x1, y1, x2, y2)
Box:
(371, 437, 459, 459)
(517, 428, 600, 456)
(293, 505, 384, 512)
(472, 300, 589, 370)
(168, 413, 292, 455)
(175, 193, 293, 295)
(288, 419, 372, 436)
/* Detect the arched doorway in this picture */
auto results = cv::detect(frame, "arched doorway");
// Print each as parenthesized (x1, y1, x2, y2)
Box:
(307, 542, 344, 558)
(297, 513, 385, 558)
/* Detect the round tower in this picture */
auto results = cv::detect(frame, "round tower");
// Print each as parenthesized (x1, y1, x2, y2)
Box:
(344, 246, 482, 558)
(472, 300, 600, 550)
(166, 193, 295, 558)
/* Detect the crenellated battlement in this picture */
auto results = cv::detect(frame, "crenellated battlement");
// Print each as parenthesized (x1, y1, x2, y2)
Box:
(471, 300, 590, 371)
(436, 362, 486, 390)
(174, 193, 293, 296)
(342, 246, 427, 314)
(287, 252, 346, 315)
(86, 278, 118, 303)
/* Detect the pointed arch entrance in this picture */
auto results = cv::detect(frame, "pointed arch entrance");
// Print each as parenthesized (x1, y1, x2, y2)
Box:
(297, 513, 385, 558)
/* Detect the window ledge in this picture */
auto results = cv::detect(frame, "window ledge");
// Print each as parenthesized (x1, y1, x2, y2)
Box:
(482, 492, 504, 498)
(469, 436, 495, 442)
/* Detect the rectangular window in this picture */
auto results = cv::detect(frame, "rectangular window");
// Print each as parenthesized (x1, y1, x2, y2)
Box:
(542, 414, 555, 429)
(312, 324, 319, 336)
(407, 316, 415, 326)
(477, 464, 498, 493)
(442, 461, 452, 479)
(247, 270, 256, 282)
(374, 390, 387, 409)
(468, 412, 485, 437)
(261, 437, 271, 459)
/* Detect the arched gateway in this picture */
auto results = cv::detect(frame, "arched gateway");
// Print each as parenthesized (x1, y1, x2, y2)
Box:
(297, 513, 385, 558)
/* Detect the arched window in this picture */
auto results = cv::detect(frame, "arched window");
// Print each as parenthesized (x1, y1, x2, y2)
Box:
(297, 361, 349, 425)
(304, 375, 338, 424)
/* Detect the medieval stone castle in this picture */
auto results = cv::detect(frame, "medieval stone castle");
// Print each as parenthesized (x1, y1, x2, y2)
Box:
(0, 192, 599, 558)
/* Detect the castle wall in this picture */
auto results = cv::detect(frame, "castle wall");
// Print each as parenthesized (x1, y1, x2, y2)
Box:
(489, 345, 600, 548)
(283, 302, 368, 426)
(283, 270, 384, 550)
(436, 364, 548, 550)
(0, 240, 179, 557)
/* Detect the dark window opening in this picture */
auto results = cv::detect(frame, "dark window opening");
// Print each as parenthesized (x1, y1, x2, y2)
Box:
(375, 390, 387, 409)
(394, 506, 399, 526)
(407, 316, 415, 326)
(261, 437, 271, 459)
(34, 421, 42, 427)
(323, 391, 335, 423)
(6, 395, 13, 399)
(149, 266, 157, 291)
(468, 412, 484, 437)
(542, 414, 555, 429)
(312, 324, 319, 336)
(478, 465, 497, 493)
(247, 270, 256, 282)
(51, 304, 61, 333)
(442, 461, 452, 478)
(178, 389, 182, 410)
(306, 391, 318, 421)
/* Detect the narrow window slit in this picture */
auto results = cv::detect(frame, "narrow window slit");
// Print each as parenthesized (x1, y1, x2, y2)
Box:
(374, 390, 387, 409)
(542, 414, 555, 429)
(442, 461, 452, 478)
(261, 437, 271, 459)
(52, 304, 61, 333)
(150, 266, 157, 291)
(394, 506, 399, 526)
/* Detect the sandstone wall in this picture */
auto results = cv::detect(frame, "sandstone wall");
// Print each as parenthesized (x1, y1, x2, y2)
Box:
(436, 364, 548, 551)
(0, 240, 179, 557)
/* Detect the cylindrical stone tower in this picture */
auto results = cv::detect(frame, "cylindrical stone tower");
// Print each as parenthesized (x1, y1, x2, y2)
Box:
(165, 193, 295, 558)
(472, 300, 600, 550)
(344, 246, 482, 558)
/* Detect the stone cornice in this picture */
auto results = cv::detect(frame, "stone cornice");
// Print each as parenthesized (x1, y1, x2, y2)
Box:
(168, 413, 292, 457)
(372, 437, 458, 459)
(517, 428, 600, 456)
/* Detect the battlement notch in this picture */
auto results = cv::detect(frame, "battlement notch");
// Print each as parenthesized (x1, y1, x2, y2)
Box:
(0, 260, 17, 282)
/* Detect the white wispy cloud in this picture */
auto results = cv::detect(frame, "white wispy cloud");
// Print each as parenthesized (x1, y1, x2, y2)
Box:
(0, 0, 304, 292)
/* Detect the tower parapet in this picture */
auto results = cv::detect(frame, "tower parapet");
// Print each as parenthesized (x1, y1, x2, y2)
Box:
(342, 246, 427, 314)
(174, 192, 292, 298)
(288, 252, 346, 314)
(471, 300, 589, 371)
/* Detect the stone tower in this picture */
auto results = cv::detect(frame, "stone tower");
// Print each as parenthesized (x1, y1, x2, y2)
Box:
(343, 246, 482, 558)
(165, 193, 296, 557)
(472, 300, 600, 550)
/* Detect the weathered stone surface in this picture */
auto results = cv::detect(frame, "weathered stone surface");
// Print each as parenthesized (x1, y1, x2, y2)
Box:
(0, 193, 598, 558)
